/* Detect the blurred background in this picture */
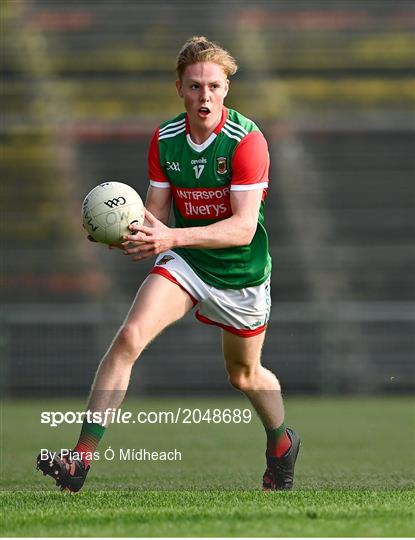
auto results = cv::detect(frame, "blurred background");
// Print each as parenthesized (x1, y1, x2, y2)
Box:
(1, 0, 414, 397)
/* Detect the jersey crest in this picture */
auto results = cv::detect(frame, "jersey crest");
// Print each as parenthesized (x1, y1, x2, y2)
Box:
(216, 157, 228, 174)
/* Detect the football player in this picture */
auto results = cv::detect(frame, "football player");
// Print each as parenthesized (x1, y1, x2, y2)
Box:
(37, 36, 300, 492)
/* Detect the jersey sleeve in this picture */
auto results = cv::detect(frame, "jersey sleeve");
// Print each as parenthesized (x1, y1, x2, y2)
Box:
(230, 131, 269, 194)
(148, 128, 170, 188)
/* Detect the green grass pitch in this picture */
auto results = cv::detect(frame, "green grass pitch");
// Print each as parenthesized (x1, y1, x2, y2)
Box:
(1, 396, 414, 537)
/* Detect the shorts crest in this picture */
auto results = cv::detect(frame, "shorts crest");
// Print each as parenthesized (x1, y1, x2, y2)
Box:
(156, 255, 175, 266)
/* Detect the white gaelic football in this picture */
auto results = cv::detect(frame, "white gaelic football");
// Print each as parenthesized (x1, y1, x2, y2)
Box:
(82, 182, 145, 245)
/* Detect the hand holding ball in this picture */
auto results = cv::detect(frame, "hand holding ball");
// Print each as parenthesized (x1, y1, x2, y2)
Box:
(82, 182, 145, 245)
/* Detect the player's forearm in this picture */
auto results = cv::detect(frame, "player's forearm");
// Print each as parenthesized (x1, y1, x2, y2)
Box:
(173, 215, 256, 249)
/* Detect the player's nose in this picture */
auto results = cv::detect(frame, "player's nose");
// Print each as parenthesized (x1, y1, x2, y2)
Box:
(199, 87, 210, 102)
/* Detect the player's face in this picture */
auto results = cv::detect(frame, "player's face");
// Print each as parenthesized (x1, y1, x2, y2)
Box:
(176, 62, 229, 137)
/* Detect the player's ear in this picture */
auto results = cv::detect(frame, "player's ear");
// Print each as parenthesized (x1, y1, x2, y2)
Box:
(223, 78, 230, 98)
(176, 79, 183, 98)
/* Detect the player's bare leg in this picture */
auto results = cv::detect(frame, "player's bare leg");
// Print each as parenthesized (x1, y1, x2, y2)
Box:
(222, 330, 284, 426)
(87, 273, 194, 415)
(37, 274, 194, 491)
(222, 330, 300, 490)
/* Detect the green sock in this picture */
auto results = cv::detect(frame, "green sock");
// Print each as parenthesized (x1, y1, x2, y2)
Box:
(266, 422, 291, 458)
(74, 419, 106, 466)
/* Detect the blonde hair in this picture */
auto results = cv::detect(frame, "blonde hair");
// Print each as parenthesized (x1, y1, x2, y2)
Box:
(176, 36, 238, 79)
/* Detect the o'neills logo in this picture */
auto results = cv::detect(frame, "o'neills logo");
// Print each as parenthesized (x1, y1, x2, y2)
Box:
(156, 255, 175, 266)
(217, 157, 228, 174)
(173, 186, 232, 220)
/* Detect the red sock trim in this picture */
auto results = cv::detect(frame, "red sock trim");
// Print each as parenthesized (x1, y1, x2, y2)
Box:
(267, 430, 292, 458)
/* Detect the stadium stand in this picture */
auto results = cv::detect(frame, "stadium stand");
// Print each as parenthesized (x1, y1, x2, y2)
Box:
(1, 0, 414, 395)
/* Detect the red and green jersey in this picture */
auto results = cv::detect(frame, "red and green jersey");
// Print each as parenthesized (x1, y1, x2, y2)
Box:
(147, 107, 272, 289)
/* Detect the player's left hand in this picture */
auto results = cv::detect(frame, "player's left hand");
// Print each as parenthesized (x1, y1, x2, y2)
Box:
(121, 209, 175, 261)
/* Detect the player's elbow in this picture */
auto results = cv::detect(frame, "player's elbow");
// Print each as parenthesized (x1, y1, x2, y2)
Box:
(245, 223, 257, 245)
(234, 220, 257, 246)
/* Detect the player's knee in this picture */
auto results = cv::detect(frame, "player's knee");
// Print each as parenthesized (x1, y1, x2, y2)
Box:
(114, 324, 145, 363)
(228, 367, 281, 392)
(228, 369, 256, 392)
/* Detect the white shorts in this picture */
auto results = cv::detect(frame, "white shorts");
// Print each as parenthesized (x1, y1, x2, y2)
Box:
(150, 250, 271, 337)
